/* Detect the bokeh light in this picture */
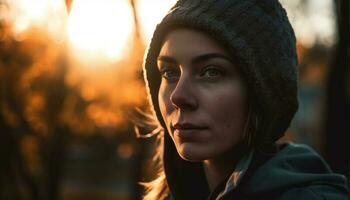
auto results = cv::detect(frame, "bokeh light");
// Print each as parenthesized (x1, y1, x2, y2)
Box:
(280, 0, 336, 47)
(3, 0, 67, 41)
(67, 0, 134, 62)
(136, 0, 178, 44)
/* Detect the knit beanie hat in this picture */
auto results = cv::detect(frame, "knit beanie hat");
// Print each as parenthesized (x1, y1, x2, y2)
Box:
(143, 0, 298, 147)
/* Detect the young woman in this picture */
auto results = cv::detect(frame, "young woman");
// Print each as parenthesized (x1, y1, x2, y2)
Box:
(141, 0, 350, 199)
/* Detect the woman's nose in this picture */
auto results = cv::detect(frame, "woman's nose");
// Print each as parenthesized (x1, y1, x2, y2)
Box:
(170, 77, 197, 110)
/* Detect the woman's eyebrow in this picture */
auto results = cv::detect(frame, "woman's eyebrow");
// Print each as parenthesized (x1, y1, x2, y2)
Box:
(157, 53, 233, 65)
(157, 55, 177, 64)
(192, 53, 232, 64)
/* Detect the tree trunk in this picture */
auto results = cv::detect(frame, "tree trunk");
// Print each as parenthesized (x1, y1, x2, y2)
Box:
(325, 0, 350, 178)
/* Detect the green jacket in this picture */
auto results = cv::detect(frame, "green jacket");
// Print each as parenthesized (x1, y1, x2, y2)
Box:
(166, 143, 350, 200)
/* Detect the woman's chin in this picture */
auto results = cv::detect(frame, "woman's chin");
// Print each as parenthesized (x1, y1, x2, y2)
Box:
(176, 143, 209, 162)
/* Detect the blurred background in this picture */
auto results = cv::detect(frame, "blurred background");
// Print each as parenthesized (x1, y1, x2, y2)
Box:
(0, 0, 349, 199)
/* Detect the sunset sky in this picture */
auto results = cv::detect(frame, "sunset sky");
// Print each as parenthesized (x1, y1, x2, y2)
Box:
(1, 0, 336, 62)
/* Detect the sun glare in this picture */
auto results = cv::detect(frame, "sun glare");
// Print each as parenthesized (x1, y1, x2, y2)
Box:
(4, 0, 67, 40)
(67, 0, 134, 62)
(136, 0, 178, 44)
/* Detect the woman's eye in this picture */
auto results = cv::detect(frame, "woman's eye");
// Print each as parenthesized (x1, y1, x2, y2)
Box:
(201, 67, 223, 78)
(160, 68, 180, 80)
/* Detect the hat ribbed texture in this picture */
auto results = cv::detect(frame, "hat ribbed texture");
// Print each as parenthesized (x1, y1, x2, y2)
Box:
(144, 0, 298, 146)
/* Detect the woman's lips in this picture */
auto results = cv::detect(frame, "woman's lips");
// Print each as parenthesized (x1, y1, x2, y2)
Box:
(172, 123, 207, 139)
(173, 122, 206, 129)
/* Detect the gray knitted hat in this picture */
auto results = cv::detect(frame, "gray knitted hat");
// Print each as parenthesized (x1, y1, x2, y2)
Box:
(143, 0, 298, 146)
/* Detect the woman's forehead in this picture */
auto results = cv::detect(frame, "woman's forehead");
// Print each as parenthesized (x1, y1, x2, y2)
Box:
(158, 28, 230, 59)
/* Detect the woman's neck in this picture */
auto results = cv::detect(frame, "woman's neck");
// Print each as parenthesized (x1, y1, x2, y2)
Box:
(203, 143, 248, 192)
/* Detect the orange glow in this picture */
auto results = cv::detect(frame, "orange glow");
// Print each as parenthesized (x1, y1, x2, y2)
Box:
(1, 103, 19, 127)
(136, 0, 178, 44)
(86, 104, 123, 127)
(24, 93, 49, 136)
(4, 0, 67, 41)
(117, 143, 134, 159)
(21, 135, 42, 175)
(59, 95, 96, 135)
(67, 0, 134, 62)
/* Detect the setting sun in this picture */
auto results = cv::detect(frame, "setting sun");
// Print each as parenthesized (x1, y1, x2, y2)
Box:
(67, 0, 134, 62)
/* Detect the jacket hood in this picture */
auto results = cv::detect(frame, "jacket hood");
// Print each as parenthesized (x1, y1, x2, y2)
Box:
(165, 143, 350, 199)
(244, 144, 348, 193)
(229, 144, 349, 199)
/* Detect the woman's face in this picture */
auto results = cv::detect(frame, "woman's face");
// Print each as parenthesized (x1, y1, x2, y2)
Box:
(157, 28, 247, 161)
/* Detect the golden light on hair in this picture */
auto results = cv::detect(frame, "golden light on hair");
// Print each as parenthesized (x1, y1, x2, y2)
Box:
(67, 0, 134, 62)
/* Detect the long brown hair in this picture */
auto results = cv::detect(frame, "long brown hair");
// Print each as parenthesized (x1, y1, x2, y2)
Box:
(141, 132, 169, 200)
(131, 108, 169, 200)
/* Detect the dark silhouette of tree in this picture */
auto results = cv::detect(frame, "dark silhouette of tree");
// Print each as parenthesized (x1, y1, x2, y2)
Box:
(325, 0, 350, 178)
